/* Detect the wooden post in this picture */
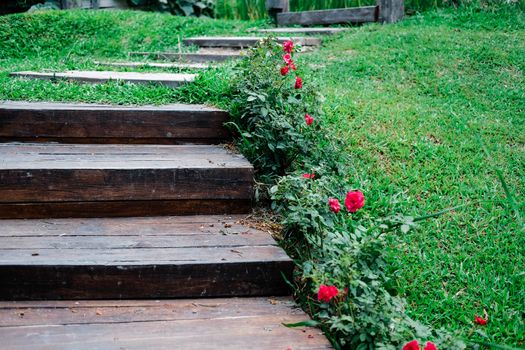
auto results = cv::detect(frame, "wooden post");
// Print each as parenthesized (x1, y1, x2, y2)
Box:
(377, 0, 404, 23)
(266, 0, 289, 23)
(61, 0, 83, 9)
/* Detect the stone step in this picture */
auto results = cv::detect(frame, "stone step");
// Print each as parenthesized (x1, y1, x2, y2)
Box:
(0, 297, 331, 349)
(183, 36, 321, 48)
(94, 60, 212, 70)
(10, 71, 196, 87)
(0, 143, 253, 219)
(129, 51, 242, 63)
(0, 101, 229, 144)
(258, 27, 347, 35)
(0, 215, 292, 300)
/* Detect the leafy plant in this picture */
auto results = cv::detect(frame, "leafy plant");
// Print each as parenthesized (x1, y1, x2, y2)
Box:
(230, 38, 468, 349)
(129, 0, 215, 17)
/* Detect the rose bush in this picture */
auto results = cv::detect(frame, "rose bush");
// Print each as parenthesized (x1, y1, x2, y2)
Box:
(229, 38, 466, 350)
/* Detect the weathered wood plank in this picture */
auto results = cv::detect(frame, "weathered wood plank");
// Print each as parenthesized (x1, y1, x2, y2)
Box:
(94, 61, 212, 69)
(129, 52, 241, 63)
(0, 199, 252, 219)
(277, 6, 378, 26)
(0, 215, 254, 236)
(266, 0, 289, 22)
(0, 101, 229, 144)
(183, 36, 321, 48)
(10, 71, 195, 88)
(0, 297, 303, 326)
(0, 246, 289, 265)
(0, 230, 292, 298)
(0, 143, 253, 217)
(0, 298, 331, 350)
(378, 0, 404, 23)
(0, 214, 292, 299)
(61, 0, 82, 9)
(258, 27, 347, 35)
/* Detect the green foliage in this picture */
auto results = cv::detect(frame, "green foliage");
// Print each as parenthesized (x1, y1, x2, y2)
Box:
(231, 38, 468, 349)
(229, 39, 324, 182)
(129, 0, 216, 17)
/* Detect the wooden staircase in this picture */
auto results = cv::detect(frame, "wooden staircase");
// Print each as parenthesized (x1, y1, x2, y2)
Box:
(0, 101, 331, 349)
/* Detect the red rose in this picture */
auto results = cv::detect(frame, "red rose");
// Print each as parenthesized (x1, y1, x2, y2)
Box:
(280, 66, 289, 76)
(474, 315, 487, 325)
(283, 40, 294, 54)
(302, 172, 315, 179)
(328, 198, 340, 213)
(344, 190, 365, 212)
(317, 284, 339, 302)
(289, 62, 297, 70)
(304, 114, 314, 126)
(403, 340, 419, 350)
(424, 342, 437, 350)
(283, 53, 292, 65)
(294, 76, 303, 89)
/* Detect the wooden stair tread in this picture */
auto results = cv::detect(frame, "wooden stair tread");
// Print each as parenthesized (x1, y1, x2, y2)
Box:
(0, 297, 331, 349)
(0, 215, 293, 299)
(94, 60, 212, 69)
(129, 51, 242, 62)
(0, 143, 253, 218)
(258, 27, 347, 35)
(0, 143, 252, 169)
(0, 101, 230, 144)
(183, 36, 321, 48)
(277, 7, 378, 26)
(10, 71, 196, 87)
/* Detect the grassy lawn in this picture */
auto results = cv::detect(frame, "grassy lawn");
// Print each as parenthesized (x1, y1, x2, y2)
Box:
(0, 7, 523, 347)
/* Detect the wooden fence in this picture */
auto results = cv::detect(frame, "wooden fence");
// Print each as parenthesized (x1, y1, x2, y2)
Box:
(266, 0, 403, 25)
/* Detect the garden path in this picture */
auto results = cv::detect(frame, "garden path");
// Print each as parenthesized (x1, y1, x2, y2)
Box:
(1, 33, 333, 349)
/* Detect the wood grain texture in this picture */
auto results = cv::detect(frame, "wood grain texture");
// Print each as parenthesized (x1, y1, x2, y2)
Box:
(94, 61, 212, 69)
(0, 215, 292, 299)
(129, 52, 241, 63)
(0, 298, 331, 349)
(277, 6, 378, 26)
(10, 71, 195, 87)
(0, 101, 229, 144)
(0, 199, 252, 219)
(183, 36, 321, 48)
(0, 143, 253, 217)
(378, 0, 404, 23)
(258, 27, 347, 35)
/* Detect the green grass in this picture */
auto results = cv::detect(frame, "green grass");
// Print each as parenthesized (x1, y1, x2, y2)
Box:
(0, 7, 523, 347)
(302, 8, 524, 346)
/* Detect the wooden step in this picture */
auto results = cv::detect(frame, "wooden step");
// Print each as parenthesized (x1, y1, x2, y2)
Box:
(10, 71, 196, 87)
(129, 51, 242, 63)
(0, 215, 292, 299)
(277, 7, 378, 26)
(0, 297, 331, 349)
(258, 27, 347, 35)
(183, 36, 322, 48)
(94, 60, 212, 70)
(0, 101, 230, 144)
(0, 143, 253, 219)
